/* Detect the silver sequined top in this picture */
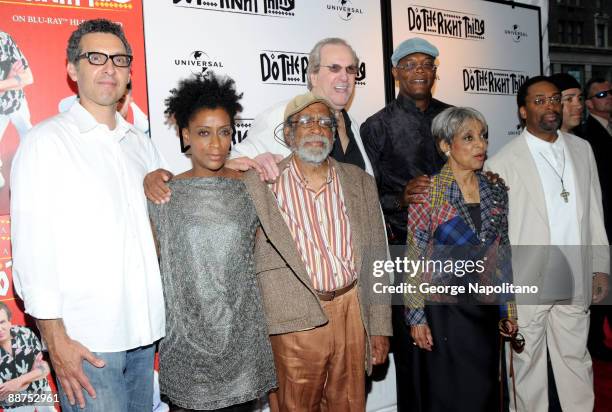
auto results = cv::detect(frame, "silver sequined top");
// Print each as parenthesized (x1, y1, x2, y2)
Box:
(149, 177, 276, 410)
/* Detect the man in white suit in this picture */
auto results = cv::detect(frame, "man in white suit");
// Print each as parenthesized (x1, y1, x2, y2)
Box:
(487, 75, 609, 411)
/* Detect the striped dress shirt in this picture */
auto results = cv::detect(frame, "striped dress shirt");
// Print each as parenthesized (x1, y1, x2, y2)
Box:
(271, 156, 356, 291)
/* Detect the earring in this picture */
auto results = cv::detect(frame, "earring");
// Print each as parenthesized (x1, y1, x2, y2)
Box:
(445, 151, 450, 157)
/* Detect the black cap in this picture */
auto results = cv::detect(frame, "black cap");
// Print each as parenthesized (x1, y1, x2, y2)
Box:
(549, 73, 581, 92)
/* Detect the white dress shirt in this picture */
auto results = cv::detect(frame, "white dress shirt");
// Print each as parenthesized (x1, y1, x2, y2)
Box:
(525, 130, 584, 300)
(11, 102, 165, 352)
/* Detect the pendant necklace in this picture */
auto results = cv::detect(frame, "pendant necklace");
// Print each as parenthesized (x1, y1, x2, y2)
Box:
(539, 150, 569, 203)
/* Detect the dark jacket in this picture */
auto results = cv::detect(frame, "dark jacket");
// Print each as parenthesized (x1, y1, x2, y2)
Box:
(581, 115, 611, 238)
(360, 93, 452, 244)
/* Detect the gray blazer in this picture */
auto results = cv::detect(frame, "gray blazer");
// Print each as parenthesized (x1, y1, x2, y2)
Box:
(243, 156, 392, 373)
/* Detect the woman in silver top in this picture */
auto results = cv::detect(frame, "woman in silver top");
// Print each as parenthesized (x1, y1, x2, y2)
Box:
(149, 73, 276, 411)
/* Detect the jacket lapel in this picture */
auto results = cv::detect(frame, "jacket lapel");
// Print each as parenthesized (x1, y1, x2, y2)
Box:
(562, 132, 586, 221)
(333, 159, 364, 276)
(511, 132, 549, 223)
(478, 173, 495, 242)
(441, 163, 477, 237)
(244, 158, 314, 290)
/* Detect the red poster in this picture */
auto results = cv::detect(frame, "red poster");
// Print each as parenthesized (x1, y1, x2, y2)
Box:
(0, 1, 147, 410)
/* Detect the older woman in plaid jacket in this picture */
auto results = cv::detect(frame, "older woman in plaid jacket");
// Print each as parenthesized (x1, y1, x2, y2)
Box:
(404, 107, 518, 412)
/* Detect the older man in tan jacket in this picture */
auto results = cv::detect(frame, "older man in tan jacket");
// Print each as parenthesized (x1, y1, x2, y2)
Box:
(243, 92, 392, 412)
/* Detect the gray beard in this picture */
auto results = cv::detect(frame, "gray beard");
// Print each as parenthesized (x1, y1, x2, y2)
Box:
(294, 134, 334, 165)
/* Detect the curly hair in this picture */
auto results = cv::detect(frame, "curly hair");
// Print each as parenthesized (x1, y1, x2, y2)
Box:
(67, 19, 132, 64)
(164, 72, 243, 136)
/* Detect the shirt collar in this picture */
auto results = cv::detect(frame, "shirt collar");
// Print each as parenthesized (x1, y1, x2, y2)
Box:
(289, 155, 334, 189)
(68, 101, 134, 141)
(396, 93, 441, 114)
(525, 128, 564, 152)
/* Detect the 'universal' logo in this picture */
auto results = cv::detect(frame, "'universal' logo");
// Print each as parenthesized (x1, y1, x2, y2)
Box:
(505, 24, 528, 43)
(326, 0, 364, 21)
(174, 51, 224, 76)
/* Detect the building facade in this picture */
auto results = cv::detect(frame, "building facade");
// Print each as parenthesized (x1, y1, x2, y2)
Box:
(549, 0, 612, 85)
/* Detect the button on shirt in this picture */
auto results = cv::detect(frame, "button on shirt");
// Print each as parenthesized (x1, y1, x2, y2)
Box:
(11, 102, 165, 352)
(271, 157, 356, 291)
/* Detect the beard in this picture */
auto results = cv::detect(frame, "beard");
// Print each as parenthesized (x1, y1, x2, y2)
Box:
(294, 134, 334, 164)
(538, 111, 562, 132)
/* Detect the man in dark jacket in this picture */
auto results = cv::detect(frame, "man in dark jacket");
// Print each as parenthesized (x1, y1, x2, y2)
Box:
(360, 37, 452, 412)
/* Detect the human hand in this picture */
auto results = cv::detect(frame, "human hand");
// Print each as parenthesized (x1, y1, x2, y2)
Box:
(484, 171, 508, 190)
(0, 377, 27, 400)
(47, 337, 105, 408)
(370, 335, 390, 365)
(8, 60, 25, 78)
(410, 324, 433, 351)
(592, 272, 609, 304)
(254, 152, 284, 182)
(499, 318, 519, 338)
(401, 175, 431, 206)
(144, 168, 173, 204)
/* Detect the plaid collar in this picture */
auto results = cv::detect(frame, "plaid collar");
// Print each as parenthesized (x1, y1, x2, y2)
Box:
(434, 162, 498, 243)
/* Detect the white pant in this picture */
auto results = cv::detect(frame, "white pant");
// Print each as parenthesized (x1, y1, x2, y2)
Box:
(509, 304, 593, 412)
(0, 99, 32, 140)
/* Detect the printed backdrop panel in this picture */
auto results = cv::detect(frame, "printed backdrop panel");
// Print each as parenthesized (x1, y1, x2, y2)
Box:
(390, 0, 542, 154)
(143, 0, 387, 174)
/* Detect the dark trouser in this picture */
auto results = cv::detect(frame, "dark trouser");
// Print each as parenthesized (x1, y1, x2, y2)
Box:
(391, 304, 423, 412)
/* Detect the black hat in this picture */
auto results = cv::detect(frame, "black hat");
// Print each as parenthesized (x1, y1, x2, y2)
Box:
(549, 73, 581, 92)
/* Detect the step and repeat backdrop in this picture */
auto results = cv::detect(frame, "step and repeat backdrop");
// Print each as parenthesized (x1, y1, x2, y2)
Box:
(143, 0, 387, 175)
(0, 1, 542, 411)
(390, 0, 542, 154)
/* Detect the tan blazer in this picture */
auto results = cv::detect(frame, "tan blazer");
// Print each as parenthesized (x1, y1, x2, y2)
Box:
(486, 130, 609, 323)
(242, 156, 392, 373)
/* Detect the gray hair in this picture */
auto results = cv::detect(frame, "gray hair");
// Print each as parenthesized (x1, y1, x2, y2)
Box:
(307, 38, 359, 90)
(67, 19, 132, 64)
(431, 107, 488, 155)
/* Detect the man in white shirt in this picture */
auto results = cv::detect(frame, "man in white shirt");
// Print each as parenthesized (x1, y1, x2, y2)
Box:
(487, 76, 609, 411)
(10, 19, 164, 412)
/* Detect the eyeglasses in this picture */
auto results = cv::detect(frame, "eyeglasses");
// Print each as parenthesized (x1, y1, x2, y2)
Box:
(531, 95, 562, 106)
(78, 52, 133, 68)
(290, 115, 337, 130)
(587, 89, 612, 99)
(320, 64, 359, 75)
(395, 61, 437, 72)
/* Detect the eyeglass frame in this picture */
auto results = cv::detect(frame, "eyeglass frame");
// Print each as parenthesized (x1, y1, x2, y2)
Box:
(530, 94, 562, 106)
(77, 52, 133, 68)
(288, 115, 337, 131)
(319, 64, 359, 75)
(395, 61, 438, 72)
(587, 88, 612, 100)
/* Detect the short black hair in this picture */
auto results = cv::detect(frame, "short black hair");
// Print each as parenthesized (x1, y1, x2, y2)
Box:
(164, 72, 243, 135)
(584, 77, 607, 99)
(0, 302, 12, 321)
(67, 19, 132, 64)
(516, 75, 557, 109)
(515, 75, 558, 126)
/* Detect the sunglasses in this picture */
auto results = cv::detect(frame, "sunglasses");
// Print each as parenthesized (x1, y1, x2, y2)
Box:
(588, 89, 612, 100)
